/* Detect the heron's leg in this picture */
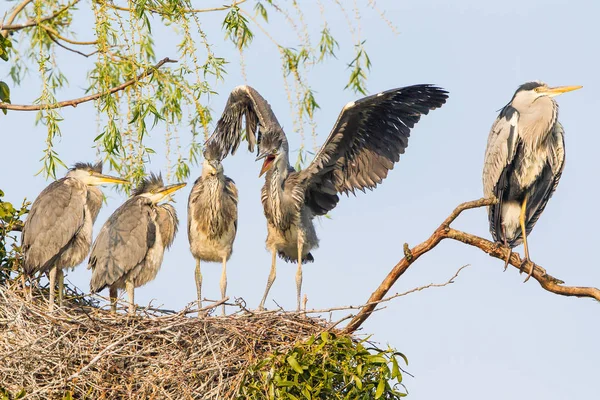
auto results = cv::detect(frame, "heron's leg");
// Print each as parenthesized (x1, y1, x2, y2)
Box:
(502, 226, 512, 272)
(519, 196, 534, 282)
(295, 237, 303, 312)
(258, 250, 277, 310)
(125, 279, 135, 315)
(57, 268, 64, 307)
(48, 266, 57, 312)
(220, 256, 227, 316)
(195, 259, 202, 316)
(109, 286, 118, 314)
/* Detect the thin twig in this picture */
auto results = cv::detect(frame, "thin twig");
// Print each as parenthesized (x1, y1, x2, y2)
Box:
(0, 57, 177, 111)
(0, 0, 33, 37)
(1, 0, 80, 34)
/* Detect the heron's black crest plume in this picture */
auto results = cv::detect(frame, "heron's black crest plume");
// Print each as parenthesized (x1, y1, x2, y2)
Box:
(203, 139, 222, 162)
(133, 173, 165, 195)
(258, 129, 284, 153)
(71, 161, 103, 174)
(516, 81, 546, 93)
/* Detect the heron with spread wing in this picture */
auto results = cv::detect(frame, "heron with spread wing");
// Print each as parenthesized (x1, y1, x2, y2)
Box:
(89, 174, 186, 314)
(208, 84, 449, 310)
(21, 162, 127, 311)
(483, 81, 582, 281)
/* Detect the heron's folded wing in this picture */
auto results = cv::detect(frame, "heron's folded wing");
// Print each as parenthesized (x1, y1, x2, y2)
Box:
(296, 84, 449, 216)
(22, 178, 86, 275)
(88, 197, 155, 292)
(482, 105, 520, 240)
(524, 122, 566, 236)
(206, 85, 282, 159)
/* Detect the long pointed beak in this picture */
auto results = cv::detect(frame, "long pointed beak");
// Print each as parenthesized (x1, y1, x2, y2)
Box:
(255, 153, 267, 162)
(543, 85, 583, 97)
(91, 172, 129, 184)
(259, 155, 275, 177)
(158, 182, 187, 196)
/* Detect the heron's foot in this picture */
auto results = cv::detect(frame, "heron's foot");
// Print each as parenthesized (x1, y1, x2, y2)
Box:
(522, 259, 535, 283)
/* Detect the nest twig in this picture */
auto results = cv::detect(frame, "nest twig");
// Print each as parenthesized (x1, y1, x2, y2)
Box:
(0, 285, 330, 399)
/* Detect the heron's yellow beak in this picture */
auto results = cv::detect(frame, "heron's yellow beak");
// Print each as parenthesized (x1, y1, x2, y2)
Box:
(543, 85, 583, 97)
(158, 183, 187, 196)
(91, 172, 129, 185)
(259, 155, 276, 177)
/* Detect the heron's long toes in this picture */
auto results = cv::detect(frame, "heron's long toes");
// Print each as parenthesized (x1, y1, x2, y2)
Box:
(522, 260, 535, 283)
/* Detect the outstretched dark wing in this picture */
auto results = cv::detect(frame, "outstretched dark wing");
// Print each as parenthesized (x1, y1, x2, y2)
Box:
(207, 85, 282, 159)
(482, 105, 520, 242)
(295, 84, 448, 216)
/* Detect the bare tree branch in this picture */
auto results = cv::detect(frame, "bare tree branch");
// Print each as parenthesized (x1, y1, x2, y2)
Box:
(1, 0, 80, 35)
(343, 197, 600, 334)
(0, 57, 177, 111)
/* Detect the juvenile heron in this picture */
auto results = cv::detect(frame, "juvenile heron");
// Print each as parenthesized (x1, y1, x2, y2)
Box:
(188, 142, 238, 316)
(483, 81, 582, 281)
(208, 84, 448, 310)
(21, 162, 127, 311)
(89, 173, 185, 314)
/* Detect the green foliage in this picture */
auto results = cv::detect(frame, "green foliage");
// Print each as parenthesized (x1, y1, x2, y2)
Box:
(0, 387, 26, 400)
(0, 189, 29, 285)
(238, 332, 408, 399)
(1, 0, 390, 183)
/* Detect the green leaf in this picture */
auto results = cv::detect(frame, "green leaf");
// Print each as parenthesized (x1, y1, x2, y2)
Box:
(0, 81, 10, 116)
(286, 356, 304, 374)
(375, 379, 385, 399)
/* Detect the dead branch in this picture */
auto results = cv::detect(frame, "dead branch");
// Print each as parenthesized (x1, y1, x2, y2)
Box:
(343, 197, 600, 334)
(0, 57, 176, 111)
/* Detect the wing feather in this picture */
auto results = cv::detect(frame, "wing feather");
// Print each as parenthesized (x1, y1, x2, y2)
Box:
(297, 84, 449, 216)
(22, 178, 87, 275)
(88, 197, 154, 292)
(207, 85, 282, 159)
(482, 105, 520, 241)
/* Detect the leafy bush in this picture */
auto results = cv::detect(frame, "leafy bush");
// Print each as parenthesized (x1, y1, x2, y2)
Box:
(238, 331, 408, 399)
(0, 189, 28, 284)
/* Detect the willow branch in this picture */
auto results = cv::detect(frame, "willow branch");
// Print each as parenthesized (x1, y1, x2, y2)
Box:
(1, 0, 33, 37)
(101, 0, 247, 14)
(0, 57, 177, 111)
(1, 0, 79, 34)
(343, 197, 600, 334)
(40, 24, 96, 45)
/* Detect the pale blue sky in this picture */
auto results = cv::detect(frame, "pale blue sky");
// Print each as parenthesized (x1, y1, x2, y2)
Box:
(2, 1, 599, 398)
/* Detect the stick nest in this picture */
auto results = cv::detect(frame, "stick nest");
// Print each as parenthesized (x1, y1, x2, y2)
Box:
(0, 285, 333, 399)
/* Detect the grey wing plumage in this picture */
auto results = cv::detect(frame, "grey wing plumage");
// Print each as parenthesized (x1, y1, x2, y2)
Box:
(298, 84, 449, 215)
(22, 178, 86, 275)
(224, 176, 239, 234)
(88, 197, 154, 292)
(157, 203, 178, 249)
(483, 105, 520, 241)
(521, 122, 566, 240)
(206, 85, 282, 159)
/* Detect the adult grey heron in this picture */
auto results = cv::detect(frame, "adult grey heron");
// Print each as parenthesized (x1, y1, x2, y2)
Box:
(188, 142, 238, 316)
(88, 173, 185, 314)
(21, 162, 127, 311)
(483, 81, 582, 281)
(208, 84, 448, 310)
